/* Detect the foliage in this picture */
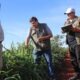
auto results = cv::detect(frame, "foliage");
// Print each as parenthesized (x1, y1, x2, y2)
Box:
(0, 35, 67, 80)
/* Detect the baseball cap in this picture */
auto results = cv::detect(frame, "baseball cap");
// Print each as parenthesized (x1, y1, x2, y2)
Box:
(64, 8, 75, 14)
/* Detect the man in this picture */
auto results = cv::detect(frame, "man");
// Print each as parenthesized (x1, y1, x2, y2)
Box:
(63, 8, 80, 80)
(25, 17, 55, 80)
(0, 22, 4, 70)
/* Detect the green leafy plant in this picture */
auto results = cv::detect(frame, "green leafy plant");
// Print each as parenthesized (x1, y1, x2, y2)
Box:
(0, 35, 67, 80)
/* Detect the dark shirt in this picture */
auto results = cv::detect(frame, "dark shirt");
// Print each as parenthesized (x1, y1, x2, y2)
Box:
(66, 31, 77, 46)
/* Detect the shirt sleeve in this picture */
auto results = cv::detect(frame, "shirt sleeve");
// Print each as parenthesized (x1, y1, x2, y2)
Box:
(0, 23, 4, 41)
(44, 24, 53, 36)
(73, 17, 80, 29)
(28, 27, 32, 38)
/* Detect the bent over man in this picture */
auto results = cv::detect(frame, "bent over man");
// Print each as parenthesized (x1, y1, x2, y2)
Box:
(25, 17, 56, 80)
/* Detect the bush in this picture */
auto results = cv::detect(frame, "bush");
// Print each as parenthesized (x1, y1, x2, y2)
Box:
(0, 35, 67, 80)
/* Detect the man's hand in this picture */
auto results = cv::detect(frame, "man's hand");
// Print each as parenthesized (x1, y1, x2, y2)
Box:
(38, 37, 44, 42)
(25, 43, 29, 48)
(38, 35, 51, 42)
(71, 27, 80, 32)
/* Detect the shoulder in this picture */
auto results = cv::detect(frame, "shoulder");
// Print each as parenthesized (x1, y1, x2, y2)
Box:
(39, 23, 47, 26)
(29, 27, 33, 34)
(74, 16, 80, 23)
(38, 23, 48, 30)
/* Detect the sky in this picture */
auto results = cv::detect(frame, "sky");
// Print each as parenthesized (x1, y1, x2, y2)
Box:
(0, 0, 80, 48)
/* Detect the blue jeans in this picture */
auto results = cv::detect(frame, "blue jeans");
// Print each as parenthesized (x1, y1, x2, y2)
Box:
(32, 49, 55, 77)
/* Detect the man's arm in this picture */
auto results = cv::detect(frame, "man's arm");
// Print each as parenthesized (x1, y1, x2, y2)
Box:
(38, 35, 52, 42)
(25, 28, 32, 47)
(71, 18, 80, 32)
(71, 27, 80, 32)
